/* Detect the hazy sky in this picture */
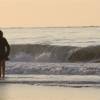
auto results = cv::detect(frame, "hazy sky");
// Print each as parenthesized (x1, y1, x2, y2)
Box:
(0, 0, 100, 27)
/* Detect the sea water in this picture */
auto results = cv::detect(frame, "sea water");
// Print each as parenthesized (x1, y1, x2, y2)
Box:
(2, 27, 100, 47)
(1, 27, 100, 86)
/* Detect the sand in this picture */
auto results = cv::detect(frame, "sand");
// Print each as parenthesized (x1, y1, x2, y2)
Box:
(0, 84, 100, 100)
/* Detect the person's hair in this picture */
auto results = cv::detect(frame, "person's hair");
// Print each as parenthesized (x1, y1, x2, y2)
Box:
(0, 30, 3, 37)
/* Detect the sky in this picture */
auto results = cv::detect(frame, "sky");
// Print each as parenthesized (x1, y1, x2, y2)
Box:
(0, 0, 100, 27)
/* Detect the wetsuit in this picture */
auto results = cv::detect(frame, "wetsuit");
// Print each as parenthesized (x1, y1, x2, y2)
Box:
(0, 37, 10, 78)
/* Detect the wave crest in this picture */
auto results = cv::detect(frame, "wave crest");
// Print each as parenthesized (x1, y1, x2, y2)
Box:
(10, 44, 100, 62)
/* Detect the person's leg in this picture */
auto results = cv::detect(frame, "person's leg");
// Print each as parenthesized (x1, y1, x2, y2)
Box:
(2, 60, 5, 78)
(0, 68, 1, 78)
(0, 62, 1, 78)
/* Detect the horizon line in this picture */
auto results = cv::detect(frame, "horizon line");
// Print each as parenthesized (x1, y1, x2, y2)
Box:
(0, 25, 100, 29)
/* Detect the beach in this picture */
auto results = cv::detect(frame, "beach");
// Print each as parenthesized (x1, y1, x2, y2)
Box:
(0, 74, 100, 100)
(0, 84, 100, 100)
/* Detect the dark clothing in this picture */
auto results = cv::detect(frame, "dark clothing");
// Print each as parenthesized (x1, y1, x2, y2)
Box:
(0, 31, 10, 79)
(0, 37, 10, 60)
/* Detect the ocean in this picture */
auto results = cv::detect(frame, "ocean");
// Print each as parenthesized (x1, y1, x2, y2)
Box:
(2, 27, 100, 46)
(1, 26, 100, 87)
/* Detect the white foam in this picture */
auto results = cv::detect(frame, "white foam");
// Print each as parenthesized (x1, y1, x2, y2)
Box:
(6, 62, 100, 75)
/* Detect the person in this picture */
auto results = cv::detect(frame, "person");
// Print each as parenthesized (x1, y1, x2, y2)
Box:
(0, 30, 10, 79)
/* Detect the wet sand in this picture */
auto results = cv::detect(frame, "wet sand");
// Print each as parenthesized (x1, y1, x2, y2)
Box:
(0, 84, 100, 100)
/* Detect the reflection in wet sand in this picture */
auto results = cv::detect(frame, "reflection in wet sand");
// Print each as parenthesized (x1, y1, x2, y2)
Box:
(0, 84, 8, 100)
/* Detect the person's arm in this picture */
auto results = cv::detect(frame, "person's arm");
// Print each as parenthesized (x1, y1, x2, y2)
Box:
(4, 38, 10, 58)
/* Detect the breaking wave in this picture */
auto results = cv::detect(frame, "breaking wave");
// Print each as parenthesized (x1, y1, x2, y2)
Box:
(6, 62, 100, 75)
(9, 44, 100, 62)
